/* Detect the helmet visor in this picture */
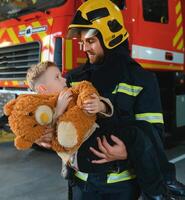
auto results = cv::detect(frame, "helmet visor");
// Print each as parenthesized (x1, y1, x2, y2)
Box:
(67, 28, 98, 39)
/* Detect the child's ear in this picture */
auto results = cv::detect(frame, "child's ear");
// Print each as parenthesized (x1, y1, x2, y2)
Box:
(36, 84, 47, 93)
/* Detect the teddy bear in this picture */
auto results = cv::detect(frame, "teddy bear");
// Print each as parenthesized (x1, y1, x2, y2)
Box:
(3, 81, 99, 161)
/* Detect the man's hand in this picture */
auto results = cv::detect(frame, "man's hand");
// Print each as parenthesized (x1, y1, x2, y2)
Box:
(90, 135, 127, 164)
(35, 126, 54, 149)
(83, 93, 106, 114)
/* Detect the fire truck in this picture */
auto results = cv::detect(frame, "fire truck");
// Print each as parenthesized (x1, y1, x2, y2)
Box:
(0, 0, 184, 137)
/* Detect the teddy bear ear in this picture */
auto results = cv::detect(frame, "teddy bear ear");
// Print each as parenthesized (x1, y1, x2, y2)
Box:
(3, 99, 17, 116)
(15, 136, 33, 150)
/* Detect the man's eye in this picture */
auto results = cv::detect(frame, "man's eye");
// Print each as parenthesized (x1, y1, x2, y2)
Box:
(88, 39, 94, 44)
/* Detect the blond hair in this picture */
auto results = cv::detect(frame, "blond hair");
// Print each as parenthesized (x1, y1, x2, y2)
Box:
(26, 61, 57, 90)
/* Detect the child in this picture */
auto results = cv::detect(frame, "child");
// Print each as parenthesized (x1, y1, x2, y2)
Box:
(26, 61, 113, 149)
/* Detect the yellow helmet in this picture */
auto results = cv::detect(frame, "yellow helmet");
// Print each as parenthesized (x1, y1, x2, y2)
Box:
(67, 0, 128, 49)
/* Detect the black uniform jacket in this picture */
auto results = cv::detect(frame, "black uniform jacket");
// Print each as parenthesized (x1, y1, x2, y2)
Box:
(66, 45, 164, 173)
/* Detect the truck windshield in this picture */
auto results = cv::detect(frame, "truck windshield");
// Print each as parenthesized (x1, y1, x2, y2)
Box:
(0, 0, 66, 21)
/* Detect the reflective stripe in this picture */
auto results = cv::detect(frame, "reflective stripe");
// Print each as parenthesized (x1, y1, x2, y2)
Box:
(107, 169, 136, 184)
(139, 62, 183, 71)
(75, 169, 136, 183)
(112, 83, 143, 96)
(7, 28, 20, 44)
(70, 82, 80, 87)
(132, 45, 184, 64)
(135, 113, 164, 124)
(75, 171, 88, 181)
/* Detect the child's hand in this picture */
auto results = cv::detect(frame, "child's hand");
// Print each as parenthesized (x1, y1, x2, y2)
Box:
(54, 89, 73, 120)
(83, 93, 106, 114)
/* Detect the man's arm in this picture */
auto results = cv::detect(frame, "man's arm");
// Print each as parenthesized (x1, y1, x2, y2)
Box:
(134, 72, 165, 139)
(90, 73, 164, 163)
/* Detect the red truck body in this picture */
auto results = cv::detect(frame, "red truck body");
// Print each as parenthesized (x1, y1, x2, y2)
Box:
(0, 0, 184, 135)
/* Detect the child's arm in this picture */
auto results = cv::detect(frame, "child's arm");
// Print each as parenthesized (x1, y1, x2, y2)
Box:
(99, 96, 113, 117)
(83, 93, 113, 117)
(53, 89, 73, 122)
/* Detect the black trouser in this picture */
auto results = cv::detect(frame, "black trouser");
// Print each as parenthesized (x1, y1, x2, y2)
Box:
(68, 120, 175, 198)
(71, 174, 140, 200)
(118, 121, 169, 196)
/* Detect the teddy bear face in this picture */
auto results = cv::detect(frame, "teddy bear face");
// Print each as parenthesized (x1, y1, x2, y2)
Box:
(5, 94, 57, 148)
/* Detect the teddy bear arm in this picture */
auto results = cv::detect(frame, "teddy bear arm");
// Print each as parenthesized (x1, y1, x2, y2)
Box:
(57, 105, 96, 150)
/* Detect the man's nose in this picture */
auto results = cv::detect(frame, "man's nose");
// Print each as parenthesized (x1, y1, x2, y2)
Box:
(83, 43, 90, 52)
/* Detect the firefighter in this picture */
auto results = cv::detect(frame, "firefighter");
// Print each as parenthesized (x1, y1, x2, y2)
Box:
(65, 0, 185, 199)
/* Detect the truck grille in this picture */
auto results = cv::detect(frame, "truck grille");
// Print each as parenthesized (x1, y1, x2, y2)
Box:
(0, 42, 40, 80)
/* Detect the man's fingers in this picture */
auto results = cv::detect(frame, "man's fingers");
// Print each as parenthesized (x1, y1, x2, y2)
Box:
(35, 142, 51, 149)
(41, 133, 53, 139)
(45, 127, 53, 131)
(36, 137, 51, 143)
(97, 137, 108, 154)
(102, 136, 113, 153)
(110, 135, 124, 146)
(43, 127, 54, 135)
(43, 130, 53, 135)
(39, 142, 51, 148)
(43, 138, 52, 142)
(91, 159, 109, 164)
(89, 147, 106, 158)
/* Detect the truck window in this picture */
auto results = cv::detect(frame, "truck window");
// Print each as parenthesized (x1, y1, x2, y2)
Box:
(142, 0, 168, 24)
(0, 0, 66, 21)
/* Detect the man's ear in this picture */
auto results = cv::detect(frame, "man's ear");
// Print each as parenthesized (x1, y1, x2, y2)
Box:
(36, 84, 47, 94)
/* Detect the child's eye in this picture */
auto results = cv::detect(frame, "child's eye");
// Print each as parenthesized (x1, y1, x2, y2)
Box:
(56, 73, 62, 80)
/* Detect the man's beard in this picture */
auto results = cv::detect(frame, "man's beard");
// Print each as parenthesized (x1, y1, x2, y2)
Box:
(87, 53, 104, 64)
